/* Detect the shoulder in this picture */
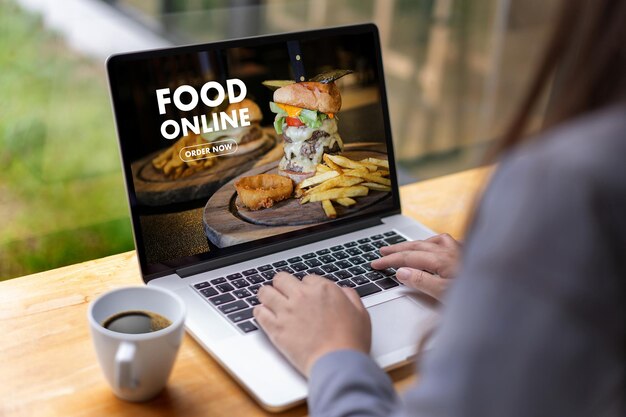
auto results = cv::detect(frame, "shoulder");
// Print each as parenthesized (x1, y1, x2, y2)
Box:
(493, 104, 626, 195)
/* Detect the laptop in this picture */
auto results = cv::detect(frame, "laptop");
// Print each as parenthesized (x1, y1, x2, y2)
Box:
(107, 23, 438, 411)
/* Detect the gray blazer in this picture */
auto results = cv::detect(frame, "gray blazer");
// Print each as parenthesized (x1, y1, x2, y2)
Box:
(308, 105, 626, 417)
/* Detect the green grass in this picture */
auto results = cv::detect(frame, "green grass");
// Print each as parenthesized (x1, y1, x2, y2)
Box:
(0, 2, 134, 280)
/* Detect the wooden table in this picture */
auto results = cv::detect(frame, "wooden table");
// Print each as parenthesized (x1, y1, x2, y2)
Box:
(0, 167, 490, 417)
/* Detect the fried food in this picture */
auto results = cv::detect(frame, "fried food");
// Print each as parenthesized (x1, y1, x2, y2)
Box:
(322, 200, 337, 219)
(297, 154, 390, 218)
(151, 133, 216, 179)
(235, 174, 294, 210)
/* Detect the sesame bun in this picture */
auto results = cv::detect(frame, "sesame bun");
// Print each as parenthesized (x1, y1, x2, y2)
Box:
(227, 98, 263, 122)
(273, 82, 341, 114)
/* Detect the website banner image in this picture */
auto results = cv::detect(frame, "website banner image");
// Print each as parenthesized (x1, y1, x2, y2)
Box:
(112, 32, 395, 271)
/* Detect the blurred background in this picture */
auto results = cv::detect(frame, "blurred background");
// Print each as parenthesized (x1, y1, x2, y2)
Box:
(0, 0, 559, 280)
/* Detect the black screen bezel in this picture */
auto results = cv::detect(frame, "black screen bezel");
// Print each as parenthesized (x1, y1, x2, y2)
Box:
(106, 23, 401, 282)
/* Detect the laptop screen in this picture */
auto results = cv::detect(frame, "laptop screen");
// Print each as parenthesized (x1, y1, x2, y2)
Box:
(107, 24, 400, 278)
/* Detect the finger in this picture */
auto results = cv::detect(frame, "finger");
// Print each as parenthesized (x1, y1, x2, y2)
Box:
(379, 240, 439, 256)
(340, 287, 366, 312)
(395, 267, 447, 301)
(253, 305, 277, 333)
(371, 250, 439, 272)
(257, 284, 288, 314)
(273, 272, 303, 298)
(426, 233, 459, 249)
(301, 273, 326, 285)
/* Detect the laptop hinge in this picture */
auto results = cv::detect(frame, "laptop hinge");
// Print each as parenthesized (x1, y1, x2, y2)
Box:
(176, 216, 383, 278)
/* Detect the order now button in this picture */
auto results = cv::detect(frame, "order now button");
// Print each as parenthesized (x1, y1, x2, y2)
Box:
(179, 138, 238, 162)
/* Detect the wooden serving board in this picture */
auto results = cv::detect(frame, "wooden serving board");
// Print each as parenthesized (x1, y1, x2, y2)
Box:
(203, 148, 391, 248)
(131, 130, 281, 206)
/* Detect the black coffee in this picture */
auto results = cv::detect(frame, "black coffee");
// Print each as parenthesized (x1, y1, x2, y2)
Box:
(102, 310, 172, 334)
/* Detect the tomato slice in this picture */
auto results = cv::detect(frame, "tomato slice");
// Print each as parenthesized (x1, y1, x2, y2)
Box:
(285, 117, 304, 127)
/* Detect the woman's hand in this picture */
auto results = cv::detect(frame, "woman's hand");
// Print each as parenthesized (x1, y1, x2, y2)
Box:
(254, 273, 371, 376)
(371, 233, 461, 301)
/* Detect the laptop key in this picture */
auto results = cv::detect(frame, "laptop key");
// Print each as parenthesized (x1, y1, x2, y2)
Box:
(324, 275, 339, 282)
(371, 234, 384, 240)
(231, 279, 250, 289)
(319, 255, 336, 264)
(346, 248, 362, 256)
(275, 266, 294, 274)
(209, 293, 235, 306)
(385, 235, 407, 245)
(237, 320, 258, 333)
(316, 249, 330, 255)
(335, 260, 352, 269)
(228, 308, 254, 323)
(246, 275, 264, 284)
(359, 244, 376, 252)
(219, 300, 248, 314)
(200, 287, 219, 298)
(233, 289, 251, 299)
(348, 266, 366, 275)
(272, 260, 288, 267)
(362, 252, 379, 261)
(302, 252, 316, 259)
(356, 283, 382, 298)
(246, 296, 260, 306)
(338, 279, 356, 288)
(291, 262, 308, 272)
(307, 267, 325, 276)
(261, 270, 276, 279)
(344, 241, 358, 248)
(294, 271, 307, 279)
(333, 250, 349, 260)
(263, 280, 273, 286)
(372, 240, 388, 248)
(287, 256, 302, 264)
(349, 256, 366, 265)
(366, 271, 386, 281)
(258, 264, 272, 272)
(321, 264, 339, 273)
(226, 273, 243, 280)
(382, 268, 396, 276)
(210, 277, 226, 285)
(384, 231, 397, 237)
(357, 238, 371, 244)
(248, 284, 261, 294)
(362, 263, 373, 271)
(216, 283, 235, 293)
(334, 270, 352, 279)
(330, 245, 344, 252)
(305, 259, 322, 268)
(377, 278, 400, 290)
(194, 281, 210, 289)
(352, 275, 370, 286)
(242, 269, 258, 276)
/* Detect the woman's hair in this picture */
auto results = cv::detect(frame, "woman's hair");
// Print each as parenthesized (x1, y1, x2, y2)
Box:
(489, 0, 626, 159)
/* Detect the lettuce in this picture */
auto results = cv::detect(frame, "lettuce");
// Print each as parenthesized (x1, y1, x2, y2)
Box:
(269, 101, 330, 132)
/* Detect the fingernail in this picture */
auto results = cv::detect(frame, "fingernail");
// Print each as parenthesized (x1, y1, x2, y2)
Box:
(396, 268, 410, 281)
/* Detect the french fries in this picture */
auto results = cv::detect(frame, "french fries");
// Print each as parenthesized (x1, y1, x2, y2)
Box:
(297, 154, 391, 218)
(322, 200, 337, 219)
(152, 133, 216, 179)
(334, 197, 356, 207)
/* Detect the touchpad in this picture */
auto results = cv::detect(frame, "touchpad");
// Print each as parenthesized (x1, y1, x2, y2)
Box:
(369, 296, 432, 358)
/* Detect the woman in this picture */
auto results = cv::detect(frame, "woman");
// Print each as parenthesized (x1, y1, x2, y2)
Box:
(253, 0, 625, 415)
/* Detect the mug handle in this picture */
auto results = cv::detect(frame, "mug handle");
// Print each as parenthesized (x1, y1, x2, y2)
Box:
(114, 341, 137, 391)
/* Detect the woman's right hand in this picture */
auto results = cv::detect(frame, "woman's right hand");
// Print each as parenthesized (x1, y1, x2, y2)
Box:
(371, 233, 462, 302)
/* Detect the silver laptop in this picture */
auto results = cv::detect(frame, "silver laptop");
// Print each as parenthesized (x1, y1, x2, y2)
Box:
(107, 23, 438, 411)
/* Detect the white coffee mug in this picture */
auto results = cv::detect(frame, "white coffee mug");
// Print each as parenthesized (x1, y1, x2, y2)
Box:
(88, 286, 186, 402)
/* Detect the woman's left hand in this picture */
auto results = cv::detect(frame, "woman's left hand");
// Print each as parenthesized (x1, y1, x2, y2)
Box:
(254, 272, 371, 376)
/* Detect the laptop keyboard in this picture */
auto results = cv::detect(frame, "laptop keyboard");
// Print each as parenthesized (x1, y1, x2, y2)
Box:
(191, 231, 407, 334)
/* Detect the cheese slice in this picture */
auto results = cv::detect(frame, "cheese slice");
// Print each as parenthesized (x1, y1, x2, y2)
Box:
(276, 103, 303, 118)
